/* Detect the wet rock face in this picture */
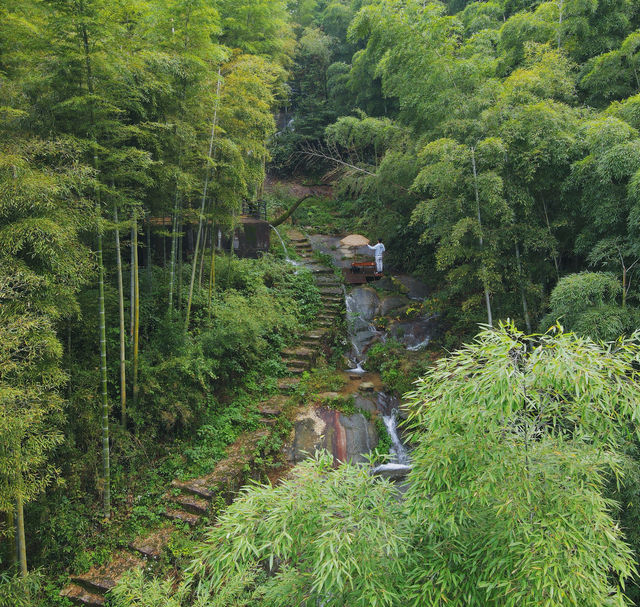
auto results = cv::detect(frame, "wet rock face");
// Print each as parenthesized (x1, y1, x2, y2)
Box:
(379, 295, 411, 316)
(394, 275, 429, 300)
(339, 413, 378, 464)
(349, 287, 380, 321)
(287, 407, 378, 464)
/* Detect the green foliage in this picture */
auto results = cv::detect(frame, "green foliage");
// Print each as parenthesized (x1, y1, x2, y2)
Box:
(113, 325, 640, 606)
(540, 271, 640, 340)
(365, 339, 430, 396)
(403, 323, 640, 606)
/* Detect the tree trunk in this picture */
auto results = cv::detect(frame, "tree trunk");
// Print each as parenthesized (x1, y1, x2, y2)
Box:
(271, 194, 313, 227)
(471, 147, 493, 327)
(185, 69, 222, 331)
(114, 205, 126, 427)
(132, 216, 140, 411)
(15, 493, 26, 576)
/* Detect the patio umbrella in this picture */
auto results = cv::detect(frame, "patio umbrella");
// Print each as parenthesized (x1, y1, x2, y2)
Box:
(340, 234, 370, 247)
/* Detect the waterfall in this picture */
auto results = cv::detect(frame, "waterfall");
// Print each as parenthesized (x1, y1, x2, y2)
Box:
(269, 224, 290, 260)
(269, 225, 303, 268)
(344, 287, 381, 373)
(382, 409, 409, 465)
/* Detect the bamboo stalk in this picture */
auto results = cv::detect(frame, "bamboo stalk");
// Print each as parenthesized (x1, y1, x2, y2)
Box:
(168, 185, 179, 316)
(7, 507, 16, 569)
(15, 493, 26, 576)
(81, 12, 110, 519)
(114, 205, 126, 427)
(132, 215, 140, 411)
(146, 215, 152, 298)
(471, 147, 493, 328)
(515, 241, 532, 333)
(97, 216, 111, 518)
(177, 217, 183, 312)
(130, 224, 134, 339)
(208, 226, 216, 318)
(198, 223, 208, 290)
(185, 69, 221, 332)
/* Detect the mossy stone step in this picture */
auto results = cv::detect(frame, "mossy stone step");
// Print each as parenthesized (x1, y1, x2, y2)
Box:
(278, 377, 300, 391)
(308, 266, 333, 274)
(282, 347, 316, 360)
(319, 287, 342, 295)
(130, 526, 174, 560)
(163, 508, 201, 526)
(166, 492, 210, 515)
(306, 329, 329, 338)
(171, 479, 214, 499)
(288, 366, 309, 375)
(286, 358, 311, 368)
(70, 551, 144, 595)
(60, 583, 105, 606)
(259, 407, 282, 417)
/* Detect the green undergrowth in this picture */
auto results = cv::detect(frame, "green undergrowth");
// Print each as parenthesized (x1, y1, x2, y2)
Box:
(365, 339, 434, 397)
(292, 365, 347, 402)
(15, 254, 322, 604)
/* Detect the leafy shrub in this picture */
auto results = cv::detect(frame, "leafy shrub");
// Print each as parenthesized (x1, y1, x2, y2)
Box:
(540, 271, 639, 340)
(365, 339, 429, 396)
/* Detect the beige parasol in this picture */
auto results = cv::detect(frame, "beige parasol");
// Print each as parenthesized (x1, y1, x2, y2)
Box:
(340, 234, 370, 247)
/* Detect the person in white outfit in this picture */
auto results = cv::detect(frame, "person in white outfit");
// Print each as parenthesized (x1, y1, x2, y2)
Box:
(368, 238, 385, 274)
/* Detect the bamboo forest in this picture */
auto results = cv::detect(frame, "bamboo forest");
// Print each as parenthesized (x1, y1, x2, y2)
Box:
(7, 0, 640, 605)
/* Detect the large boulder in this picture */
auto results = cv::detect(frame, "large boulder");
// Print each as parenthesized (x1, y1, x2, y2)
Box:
(339, 413, 379, 464)
(379, 295, 411, 316)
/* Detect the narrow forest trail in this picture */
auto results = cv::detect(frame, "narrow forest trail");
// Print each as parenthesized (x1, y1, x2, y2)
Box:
(59, 232, 346, 606)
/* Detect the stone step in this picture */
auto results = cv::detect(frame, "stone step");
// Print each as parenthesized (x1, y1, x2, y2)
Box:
(322, 296, 343, 303)
(308, 266, 332, 274)
(166, 493, 209, 515)
(319, 287, 342, 295)
(288, 366, 309, 375)
(130, 527, 174, 560)
(282, 347, 316, 360)
(170, 479, 214, 499)
(163, 508, 201, 526)
(260, 417, 277, 426)
(259, 406, 282, 416)
(70, 551, 144, 596)
(306, 329, 329, 339)
(316, 280, 341, 287)
(301, 340, 320, 349)
(288, 235, 308, 243)
(286, 359, 311, 369)
(278, 377, 300, 391)
(60, 584, 105, 606)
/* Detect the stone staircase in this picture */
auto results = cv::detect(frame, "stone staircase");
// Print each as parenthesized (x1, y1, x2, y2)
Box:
(280, 233, 344, 382)
(60, 229, 344, 606)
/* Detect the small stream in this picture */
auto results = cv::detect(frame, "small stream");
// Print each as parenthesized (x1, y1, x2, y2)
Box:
(342, 285, 425, 476)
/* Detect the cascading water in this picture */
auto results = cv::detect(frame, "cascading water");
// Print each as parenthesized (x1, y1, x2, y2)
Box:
(344, 287, 382, 374)
(270, 225, 303, 268)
